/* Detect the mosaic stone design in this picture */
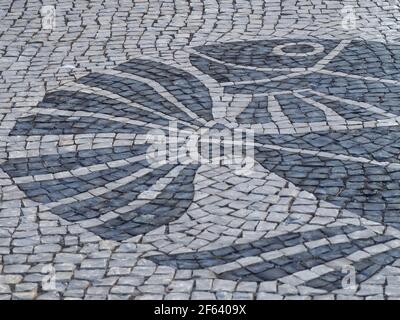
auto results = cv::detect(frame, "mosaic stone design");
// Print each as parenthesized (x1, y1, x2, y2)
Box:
(3, 2, 400, 298)
(4, 38, 400, 297)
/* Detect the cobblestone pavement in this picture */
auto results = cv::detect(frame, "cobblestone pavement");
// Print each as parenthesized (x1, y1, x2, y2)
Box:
(2, 0, 400, 300)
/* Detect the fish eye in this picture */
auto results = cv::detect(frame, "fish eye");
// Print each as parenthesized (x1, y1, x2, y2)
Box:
(272, 42, 325, 57)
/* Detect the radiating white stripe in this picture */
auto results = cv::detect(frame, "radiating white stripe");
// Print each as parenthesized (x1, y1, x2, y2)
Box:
(79, 165, 187, 228)
(243, 116, 400, 135)
(100, 69, 208, 125)
(40, 162, 166, 211)
(293, 92, 347, 125)
(28, 107, 169, 131)
(279, 238, 400, 287)
(305, 89, 397, 118)
(317, 68, 400, 86)
(220, 70, 314, 87)
(252, 141, 399, 169)
(59, 83, 199, 129)
(312, 39, 352, 70)
(185, 47, 307, 72)
(5, 133, 144, 158)
(207, 228, 380, 275)
(267, 95, 293, 132)
(12, 153, 149, 184)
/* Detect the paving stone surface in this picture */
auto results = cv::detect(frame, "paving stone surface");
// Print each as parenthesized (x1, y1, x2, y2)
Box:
(2, 0, 400, 300)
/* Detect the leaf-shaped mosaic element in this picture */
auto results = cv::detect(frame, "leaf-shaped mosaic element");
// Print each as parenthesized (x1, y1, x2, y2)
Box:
(2, 59, 212, 241)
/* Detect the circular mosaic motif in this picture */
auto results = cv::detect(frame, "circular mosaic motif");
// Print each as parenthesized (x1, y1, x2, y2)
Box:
(272, 42, 325, 57)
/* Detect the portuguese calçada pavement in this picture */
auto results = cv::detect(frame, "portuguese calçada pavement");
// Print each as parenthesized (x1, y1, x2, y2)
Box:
(2, 0, 400, 300)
